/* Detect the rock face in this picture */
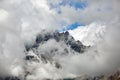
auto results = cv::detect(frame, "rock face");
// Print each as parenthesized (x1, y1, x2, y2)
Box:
(0, 31, 119, 80)
(0, 31, 97, 80)
(0, 77, 20, 80)
(23, 31, 88, 80)
(25, 31, 87, 69)
(26, 31, 86, 53)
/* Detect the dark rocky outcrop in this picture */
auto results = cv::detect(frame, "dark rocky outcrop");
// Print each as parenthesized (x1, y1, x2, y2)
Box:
(0, 77, 20, 80)
(2, 31, 89, 80)
(26, 31, 87, 53)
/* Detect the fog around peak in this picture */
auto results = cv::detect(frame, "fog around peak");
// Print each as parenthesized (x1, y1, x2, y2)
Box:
(0, 0, 120, 79)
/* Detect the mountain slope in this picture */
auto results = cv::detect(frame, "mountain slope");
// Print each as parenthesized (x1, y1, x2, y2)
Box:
(0, 31, 87, 80)
(69, 23, 106, 46)
(0, 30, 119, 80)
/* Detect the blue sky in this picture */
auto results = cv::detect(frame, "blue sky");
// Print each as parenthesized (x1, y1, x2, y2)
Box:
(49, 0, 87, 32)
(58, 1, 86, 31)
(59, 0, 87, 10)
(60, 22, 84, 32)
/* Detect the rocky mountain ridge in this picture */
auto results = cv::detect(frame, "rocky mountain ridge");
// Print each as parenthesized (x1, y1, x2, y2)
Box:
(0, 31, 119, 80)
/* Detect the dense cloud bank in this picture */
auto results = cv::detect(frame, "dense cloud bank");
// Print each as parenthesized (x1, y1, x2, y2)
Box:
(0, 0, 120, 79)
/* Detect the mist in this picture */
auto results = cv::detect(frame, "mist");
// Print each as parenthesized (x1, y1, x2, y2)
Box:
(60, 25, 120, 76)
(0, 0, 120, 79)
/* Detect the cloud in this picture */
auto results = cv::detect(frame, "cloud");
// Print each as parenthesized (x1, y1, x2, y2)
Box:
(69, 22, 106, 46)
(57, 0, 120, 76)
(0, 8, 25, 78)
(0, 9, 9, 21)
(0, 0, 63, 42)
(59, 25, 120, 76)
(50, 0, 119, 25)
(0, 0, 119, 42)
(0, 0, 120, 79)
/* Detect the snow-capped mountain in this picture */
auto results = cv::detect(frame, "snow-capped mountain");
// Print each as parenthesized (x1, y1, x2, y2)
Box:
(26, 31, 86, 53)
(69, 23, 106, 46)
(24, 31, 88, 79)
(0, 28, 119, 80)
(0, 31, 87, 80)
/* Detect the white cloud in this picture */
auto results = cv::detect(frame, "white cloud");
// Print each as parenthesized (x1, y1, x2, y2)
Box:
(69, 23, 106, 46)
(0, 9, 9, 21)
(59, 25, 120, 76)
(0, 0, 120, 79)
